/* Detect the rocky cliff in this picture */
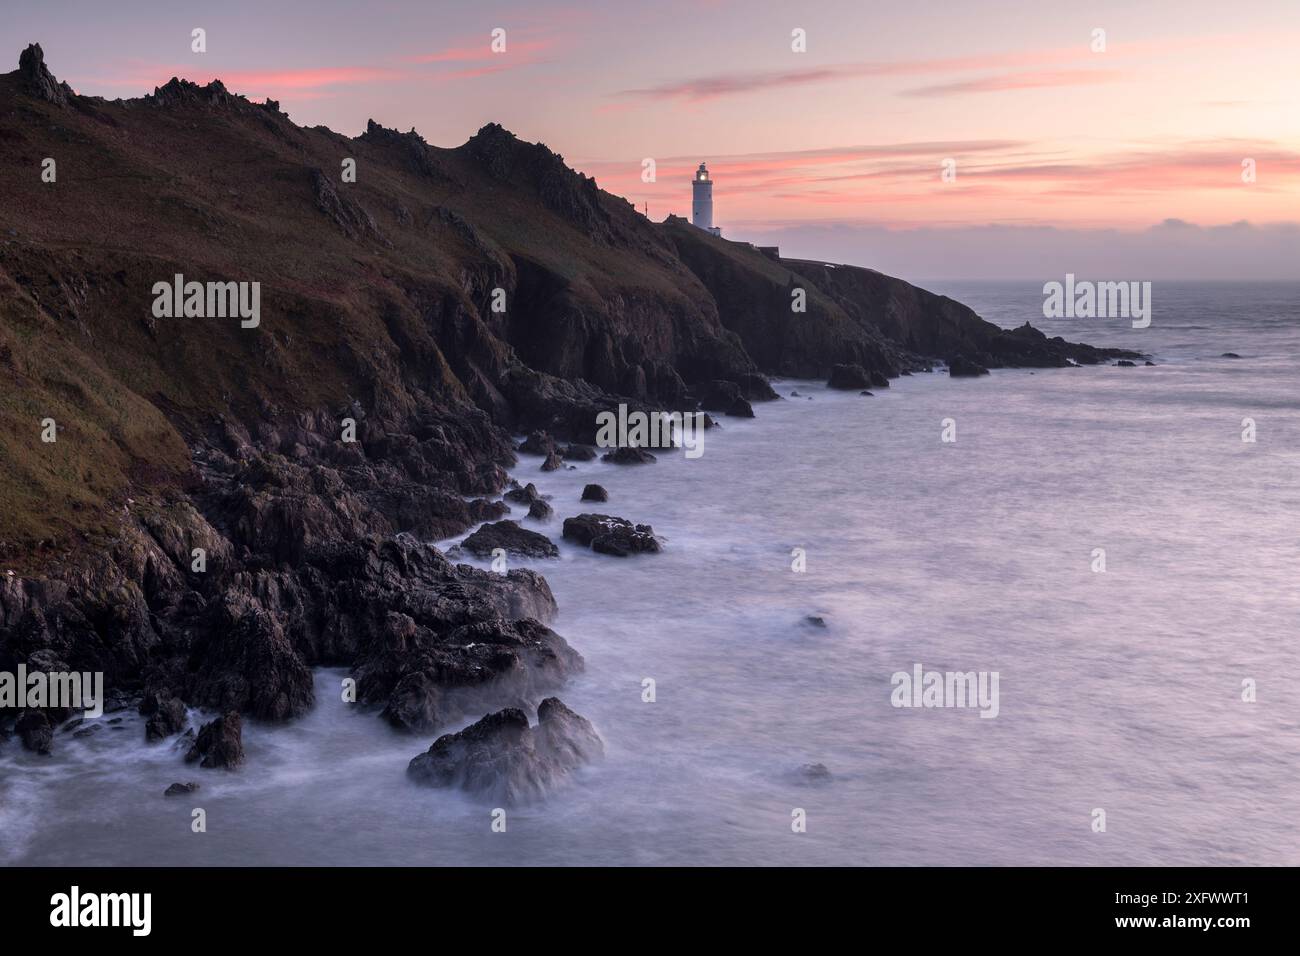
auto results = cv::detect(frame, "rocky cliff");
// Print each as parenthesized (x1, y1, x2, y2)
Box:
(0, 45, 1132, 755)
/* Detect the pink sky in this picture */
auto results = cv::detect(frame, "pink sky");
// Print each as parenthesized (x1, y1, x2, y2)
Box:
(11, 0, 1300, 277)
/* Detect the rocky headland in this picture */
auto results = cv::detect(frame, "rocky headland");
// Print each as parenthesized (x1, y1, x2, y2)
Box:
(0, 45, 1137, 800)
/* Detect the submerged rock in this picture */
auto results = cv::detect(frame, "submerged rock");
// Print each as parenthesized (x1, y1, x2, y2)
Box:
(461, 520, 558, 558)
(164, 782, 201, 797)
(527, 499, 554, 521)
(407, 697, 604, 804)
(562, 513, 660, 557)
(601, 447, 657, 465)
(561, 443, 597, 461)
(503, 481, 542, 505)
(185, 712, 244, 770)
(540, 451, 563, 472)
(580, 483, 608, 502)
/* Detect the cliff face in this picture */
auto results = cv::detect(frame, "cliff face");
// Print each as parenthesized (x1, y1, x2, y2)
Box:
(0, 46, 1131, 750)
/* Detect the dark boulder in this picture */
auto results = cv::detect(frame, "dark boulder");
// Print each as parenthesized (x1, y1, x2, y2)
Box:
(355, 616, 583, 733)
(406, 697, 603, 804)
(461, 520, 558, 559)
(518, 430, 556, 456)
(164, 782, 201, 797)
(580, 484, 608, 503)
(1221, 352, 1242, 359)
(526, 499, 554, 521)
(562, 514, 660, 557)
(141, 690, 188, 742)
(540, 451, 563, 472)
(1116, 360, 1136, 367)
(16, 711, 53, 754)
(725, 396, 755, 418)
(503, 482, 541, 505)
(561, 443, 597, 461)
(948, 355, 990, 377)
(738, 373, 780, 402)
(827, 363, 871, 389)
(185, 712, 245, 770)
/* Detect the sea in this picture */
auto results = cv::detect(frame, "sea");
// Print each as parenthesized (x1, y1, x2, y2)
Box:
(2, 281, 1297, 866)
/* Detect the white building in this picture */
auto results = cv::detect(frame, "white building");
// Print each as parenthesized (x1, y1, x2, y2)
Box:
(692, 162, 721, 235)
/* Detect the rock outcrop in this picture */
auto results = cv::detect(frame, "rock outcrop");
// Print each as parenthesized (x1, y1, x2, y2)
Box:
(406, 697, 603, 804)
(562, 514, 660, 557)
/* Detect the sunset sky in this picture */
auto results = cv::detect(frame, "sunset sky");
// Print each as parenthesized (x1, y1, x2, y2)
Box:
(10, 0, 1299, 278)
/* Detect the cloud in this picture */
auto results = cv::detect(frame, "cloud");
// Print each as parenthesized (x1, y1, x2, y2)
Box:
(900, 69, 1125, 98)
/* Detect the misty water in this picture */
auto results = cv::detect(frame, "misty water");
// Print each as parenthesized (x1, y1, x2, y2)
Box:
(3, 282, 1298, 866)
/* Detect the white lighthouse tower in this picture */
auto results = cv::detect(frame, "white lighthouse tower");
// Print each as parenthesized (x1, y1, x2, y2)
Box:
(692, 162, 719, 234)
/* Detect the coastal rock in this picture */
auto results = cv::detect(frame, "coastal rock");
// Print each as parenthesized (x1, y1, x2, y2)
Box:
(561, 443, 597, 461)
(16, 711, 53, 754)
(1221, 352, 1242, 359)
(355, 616, 583, 733)
(725, 396, 755, 418)
(185, 712, 245, 770)
(580, 483, 608, 503)
(540, 451, 563, 472)
(601, 447, 657, 465)
(461, 520, 559, 559)
(504, 482, 542, 505)
(827, 363, 872, 389)
(526, 499, 554, 521)
(164, 782, 201, 797)
(948, 355, 991, 377)
(141, 690, 188, 742)
(1116, 360, 1136, 367)
(406, 697, 604, 804)
(518, 431, 556, 456)
(562, 514, 660, 557)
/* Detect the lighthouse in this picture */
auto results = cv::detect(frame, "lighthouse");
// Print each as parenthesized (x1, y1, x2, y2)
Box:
(692, 162, 718, 234)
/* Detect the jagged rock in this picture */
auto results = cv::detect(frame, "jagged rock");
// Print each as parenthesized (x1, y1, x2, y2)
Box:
(518, 431, 556, 456)
(18, 44, 72, 106)
(1116, 359, 1136, 367)
(827, 363, 872, 389)
(185, 712, 244, 770)
(540, 451, 563, 472)
(948, 355, 990, 377)
(164, 782, 201, 797)
(504, 482, 541, 505)
(141, 690, 188, 742)
(354, 616, 582, 733)
(461, 520, 558, 559)
(725, 396, 755, 418)
(406, 697, 603, 804)
(561, 444, 597, 461)
(580, 484, 608, 503)
(738, 373, 780, 401)
(562, 514, 660, 557)
(16, 711, 53, 754)
(527, 499, 553, 521)
(601, 447, 656, 465)
(310, 168, 386, 244)
(804, 615, 827, 628)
